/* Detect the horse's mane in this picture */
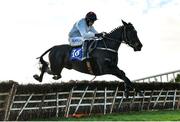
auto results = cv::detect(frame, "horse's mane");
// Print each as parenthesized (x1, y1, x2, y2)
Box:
(108, 25, 123, 36)
(108, 22, 134, 36)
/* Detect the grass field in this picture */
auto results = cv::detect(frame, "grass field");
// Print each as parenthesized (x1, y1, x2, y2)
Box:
(34, 110, 180, 121)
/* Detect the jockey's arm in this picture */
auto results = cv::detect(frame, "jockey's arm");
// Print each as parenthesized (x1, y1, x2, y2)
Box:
(91, 26, 98, 34)
(76, 20, 97, 39)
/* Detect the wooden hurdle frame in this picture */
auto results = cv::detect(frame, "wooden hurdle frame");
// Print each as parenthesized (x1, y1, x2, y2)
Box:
(2, 86, 179, 121)
(0, 69, 180, 121)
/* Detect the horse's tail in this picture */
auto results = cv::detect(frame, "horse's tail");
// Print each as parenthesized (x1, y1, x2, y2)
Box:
(37, 47, 53, 70)
(34, 47, 53, 82)
(37, 47, 53, 60)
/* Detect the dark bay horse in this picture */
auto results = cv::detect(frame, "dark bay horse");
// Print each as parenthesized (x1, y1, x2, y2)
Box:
(33, 20, 143, 97)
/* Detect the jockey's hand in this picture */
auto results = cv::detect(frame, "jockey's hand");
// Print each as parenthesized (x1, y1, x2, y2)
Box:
(102, 32, 107, 36)
(95, 32, 107, 38)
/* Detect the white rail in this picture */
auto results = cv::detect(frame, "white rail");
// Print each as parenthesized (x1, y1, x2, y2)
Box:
(133, 69, 180, 83)
(8, 88, 180, 120)
(1, 69, 180, 121)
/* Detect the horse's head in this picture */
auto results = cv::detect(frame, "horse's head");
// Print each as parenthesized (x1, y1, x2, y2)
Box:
(122, 20, 143, 51)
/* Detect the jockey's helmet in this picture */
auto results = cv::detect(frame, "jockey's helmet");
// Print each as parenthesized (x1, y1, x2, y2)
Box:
(85, 11, 97, 22)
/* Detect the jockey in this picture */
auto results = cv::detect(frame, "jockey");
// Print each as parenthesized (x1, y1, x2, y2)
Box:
(68, 11, 106, 60)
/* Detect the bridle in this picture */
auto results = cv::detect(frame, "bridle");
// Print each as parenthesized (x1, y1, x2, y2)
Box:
(103, 26, 133, 45)
(96, 26, 133, 53)
(122, 26, 135, 48)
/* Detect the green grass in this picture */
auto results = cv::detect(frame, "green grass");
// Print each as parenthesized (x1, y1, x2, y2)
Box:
(33, 110, 180, 121)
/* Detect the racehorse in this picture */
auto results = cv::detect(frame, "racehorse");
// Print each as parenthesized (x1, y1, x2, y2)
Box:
(33, 20, 143, 98)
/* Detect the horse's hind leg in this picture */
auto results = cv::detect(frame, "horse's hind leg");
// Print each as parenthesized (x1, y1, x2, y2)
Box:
(53, 63, 64, 80)
(51, 66, 63, 80)
(33, 58, 48, 82)
(33, 70, 45, 82)
(49, 58, 63, 80)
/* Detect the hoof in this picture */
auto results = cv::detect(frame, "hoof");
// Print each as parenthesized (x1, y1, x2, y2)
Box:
(53, 75, 61, 80)
(33, 74, 42, 82)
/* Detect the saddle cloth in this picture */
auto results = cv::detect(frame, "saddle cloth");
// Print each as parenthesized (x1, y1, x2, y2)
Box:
(70, 40, 98, 61)
(70, 47, 83, 61)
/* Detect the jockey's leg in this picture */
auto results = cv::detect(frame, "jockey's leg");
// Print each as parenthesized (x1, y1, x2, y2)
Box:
(82, 40, 89, 61)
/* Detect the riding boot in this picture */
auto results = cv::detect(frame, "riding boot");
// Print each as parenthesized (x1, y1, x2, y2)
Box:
(82, 40, 89, 61)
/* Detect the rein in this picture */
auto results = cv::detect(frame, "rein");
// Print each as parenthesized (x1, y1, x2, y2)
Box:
(96, 26, 128, 53)
(103, 36, 121, 43)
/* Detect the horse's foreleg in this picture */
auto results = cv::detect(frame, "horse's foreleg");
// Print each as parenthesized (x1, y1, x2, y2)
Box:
(112, 67, 143, 97)
(112, 67, 134, 98)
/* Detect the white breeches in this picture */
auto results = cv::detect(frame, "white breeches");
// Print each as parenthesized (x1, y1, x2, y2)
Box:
(69, 37, 84, 46)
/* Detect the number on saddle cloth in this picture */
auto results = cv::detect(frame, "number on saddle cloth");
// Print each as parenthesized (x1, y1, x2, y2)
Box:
(70, 47, 83, 61)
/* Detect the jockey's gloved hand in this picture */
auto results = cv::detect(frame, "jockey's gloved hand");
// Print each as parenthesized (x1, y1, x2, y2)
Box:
(95, 32, 107, 38)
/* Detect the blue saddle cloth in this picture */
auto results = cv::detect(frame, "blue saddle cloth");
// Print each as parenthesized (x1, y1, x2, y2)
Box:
(70, 47, 83, 61)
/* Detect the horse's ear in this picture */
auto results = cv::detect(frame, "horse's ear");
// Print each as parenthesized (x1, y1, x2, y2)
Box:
(122, 20, 127, 26)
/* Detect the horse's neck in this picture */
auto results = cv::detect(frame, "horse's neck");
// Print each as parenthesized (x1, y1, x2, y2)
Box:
(100, 26, 123, 51)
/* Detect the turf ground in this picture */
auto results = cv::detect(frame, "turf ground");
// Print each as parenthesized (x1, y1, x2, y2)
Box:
(33, 109, 180, 121)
